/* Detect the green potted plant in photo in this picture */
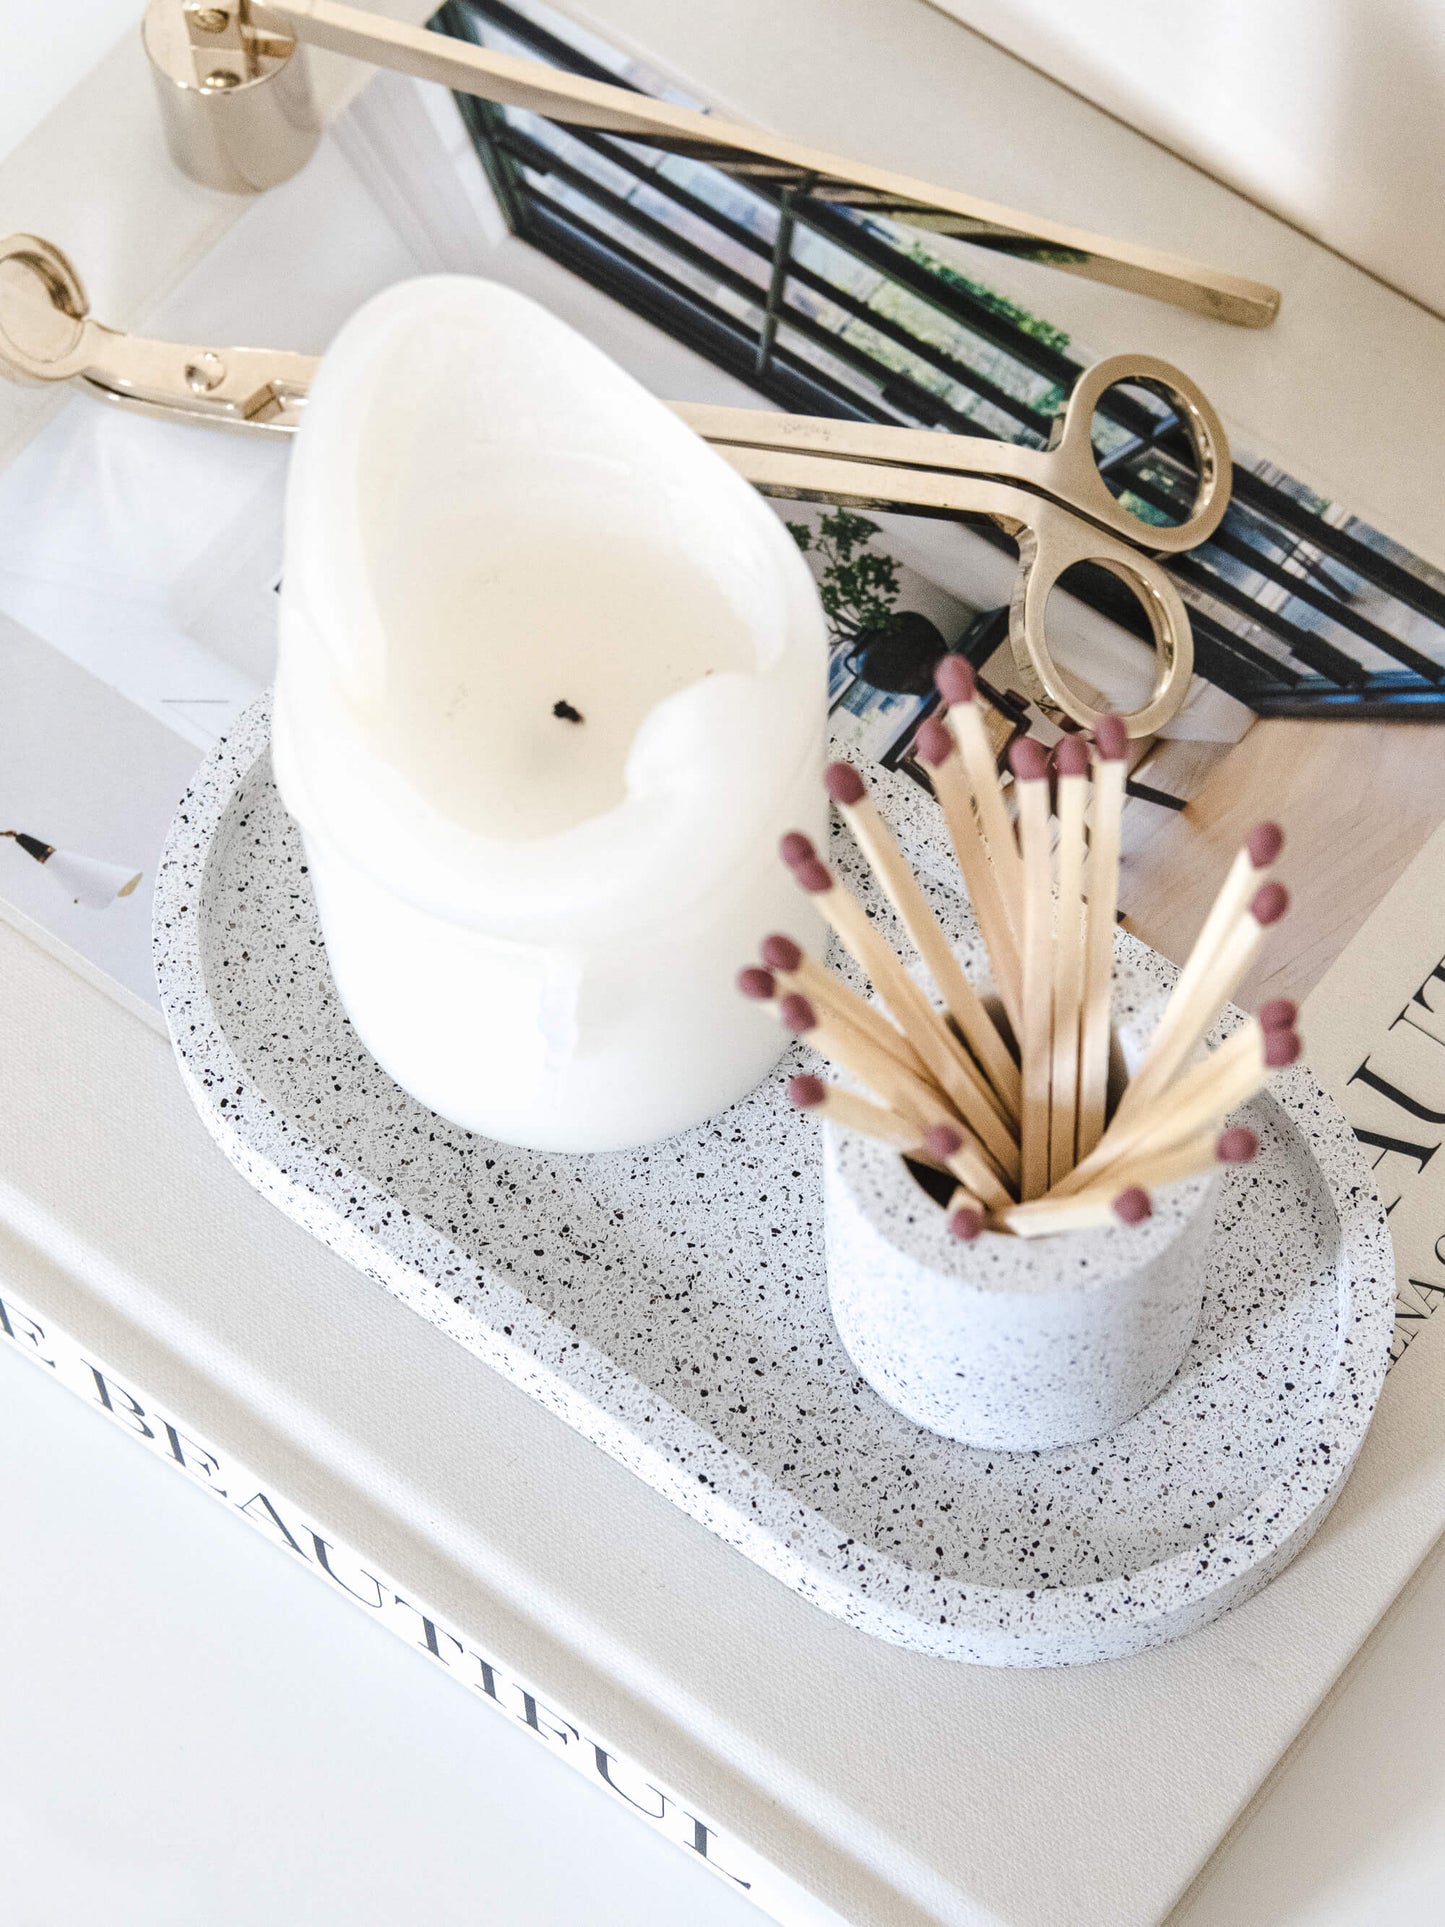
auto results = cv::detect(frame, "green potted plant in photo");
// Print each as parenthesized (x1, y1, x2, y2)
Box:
(788, 508, 949, 696)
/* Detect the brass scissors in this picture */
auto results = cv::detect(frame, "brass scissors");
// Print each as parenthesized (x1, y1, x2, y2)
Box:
(675, 364, 1229, 739)
(0, 232, 1227, 736)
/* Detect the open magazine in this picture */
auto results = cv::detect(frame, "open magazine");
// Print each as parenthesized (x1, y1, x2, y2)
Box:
(2, 49, 1442, 1041)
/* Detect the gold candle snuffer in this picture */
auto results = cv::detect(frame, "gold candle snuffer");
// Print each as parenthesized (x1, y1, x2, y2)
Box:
(137, 0, 1278, 331)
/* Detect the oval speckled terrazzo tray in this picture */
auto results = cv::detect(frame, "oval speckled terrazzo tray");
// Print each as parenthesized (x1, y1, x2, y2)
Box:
(153, 696, 1395, 1667)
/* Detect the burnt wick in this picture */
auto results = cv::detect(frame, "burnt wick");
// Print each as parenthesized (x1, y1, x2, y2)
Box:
(552, 699, 584, 724)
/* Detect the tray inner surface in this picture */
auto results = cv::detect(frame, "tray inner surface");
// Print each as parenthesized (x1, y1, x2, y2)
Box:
(202, 756, 1345, 1593)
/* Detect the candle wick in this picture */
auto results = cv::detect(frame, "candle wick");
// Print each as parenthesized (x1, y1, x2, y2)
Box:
(552, 699, 585, 724)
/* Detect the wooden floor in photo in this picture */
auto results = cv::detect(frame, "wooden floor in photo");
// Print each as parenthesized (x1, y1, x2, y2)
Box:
(1121, 719, 1445, 1010)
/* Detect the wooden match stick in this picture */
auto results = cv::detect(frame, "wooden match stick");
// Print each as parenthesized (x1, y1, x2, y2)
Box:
(1109, 880, 1290, 1132)
(924, 1122, 1009, 1214)
(1000, 1184, 1154, 1240)
(1010, 736, 1054, 1201)
(914, 715, 1022, 1034)
(1062, 1024, 1297, 1192)
(1166, 823, 1283, 1014)
(935, 656, 1025, 934)
(743, 965, 934, 1123)
(1076, 713, 1128, 1161)
(825, 762, 1021, 1116)
(1122, 1024, 1292, 1156)
(1068, 1122, 1258, 1205)
(761, 934, 936, 1089)
(785, 843, 1022, 1179)
(769, 984, 957, 1141)
(786, 1072, 940, 1162)
(1049, 734, 1090, 1185)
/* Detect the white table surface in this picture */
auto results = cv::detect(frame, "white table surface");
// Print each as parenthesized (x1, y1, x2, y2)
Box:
(5, 6, 1445, 1923)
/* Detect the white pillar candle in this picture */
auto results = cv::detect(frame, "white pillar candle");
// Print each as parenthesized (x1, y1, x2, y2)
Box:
(273, 277, 826, 1154)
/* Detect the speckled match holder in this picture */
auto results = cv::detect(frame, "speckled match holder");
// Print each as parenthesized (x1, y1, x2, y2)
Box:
(827, 1136, 1218, 1451)
(825, 942, 1218, 1450)
(155, 698, 1397, 1667)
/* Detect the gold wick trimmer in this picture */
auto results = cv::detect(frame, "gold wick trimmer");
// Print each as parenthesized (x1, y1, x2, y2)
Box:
(135, 0, 1278, 329)
(0, 232, 1230, 738)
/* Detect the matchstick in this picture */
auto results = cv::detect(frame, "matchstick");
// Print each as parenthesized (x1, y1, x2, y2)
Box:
(784, 842, 1022, 1180)
(914, 715, 1022, 1034)
(934, 656, 1024, 935)
(949, 1204, 987, 1241)
(761, 933, 935, 1088)
(1010, 736, 1054, 1201)
(1109, 880, 1290, 1131)
(1063, 1024, 1298, 1192)
(770, 985, 956, 1140)
(1165, 823, 1283, 1015)
(1069, 1122, 1257, 1204)
(998, 1184, 1154, 1240)
(786, 1072, 939, 1160)
(1076, 713, 1128, 1160)
(1049, 734, 1090, 1184)
(743, 965, 933, 1119)
(923, 1122, 1007, 1214)
(1025, 1125, 1259, 1232)
(825, 762, 1020, 1116)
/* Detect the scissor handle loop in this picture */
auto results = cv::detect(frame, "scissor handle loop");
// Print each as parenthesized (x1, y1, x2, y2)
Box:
(0, 234, 98, 384)
(1048, 351, 1231, 556)
(1010, 503, 1196, 738)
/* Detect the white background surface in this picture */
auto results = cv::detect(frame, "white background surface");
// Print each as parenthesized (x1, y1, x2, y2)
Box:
(925, 0, 1445, 318)
(5, 4, 1445, 1923)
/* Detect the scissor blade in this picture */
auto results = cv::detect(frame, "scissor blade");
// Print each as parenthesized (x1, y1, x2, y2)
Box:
(669, 399, 1037, 483)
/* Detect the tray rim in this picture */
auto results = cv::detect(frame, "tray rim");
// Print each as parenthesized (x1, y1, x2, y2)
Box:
(153, 694, 1397, 1665)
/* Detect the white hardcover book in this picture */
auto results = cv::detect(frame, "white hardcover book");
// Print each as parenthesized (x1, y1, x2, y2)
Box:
(5, 876, 1445, 1927)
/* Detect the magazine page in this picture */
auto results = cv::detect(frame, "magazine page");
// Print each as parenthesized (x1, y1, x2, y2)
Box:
(1305, 816, 1445, 1360)
(4, 11, 1444, 1027)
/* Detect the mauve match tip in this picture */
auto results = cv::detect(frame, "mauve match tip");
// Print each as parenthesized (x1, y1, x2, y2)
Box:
(1053, 734, 1091, 779)
(778, 993, 816, 1034)
(788, 1074, 826, 1110)
(1248, 821, 1284, 867)
(1094, 714, 1129, 761)
(1218, 1126, 1258, 1163)
(825, 760, 867, 807)
(1008, 735, 1050, 783)
(949, 1206, 985, 1242)
(736, 966, 776, 1002)
(1257, 997, 1296, 1031)
(1113, 1185, 1152, 1225)
(935, 655, 976, 706)
(1264, 1027, 1301, 1068)
(922, 1123, 963, 1160)
(1251, 880, 1289, 926)
(779, 831, 815, 869)
(760, 932, 802, 973)
(794, 857, 833, 895)
(914, 717, 954, 768)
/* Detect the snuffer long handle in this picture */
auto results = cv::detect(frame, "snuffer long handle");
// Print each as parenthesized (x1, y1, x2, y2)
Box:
(258, 0, 1279, 329)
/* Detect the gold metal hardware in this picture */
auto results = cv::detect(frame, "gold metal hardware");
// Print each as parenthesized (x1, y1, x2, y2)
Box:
(137, 0, 1279, 327)
(0, 232, 1225, 738)
(0, 234, 313, 430)
(143, 0, 318, 191)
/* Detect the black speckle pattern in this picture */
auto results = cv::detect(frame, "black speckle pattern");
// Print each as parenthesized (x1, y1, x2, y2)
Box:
(152, 696, 1397, 1667)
